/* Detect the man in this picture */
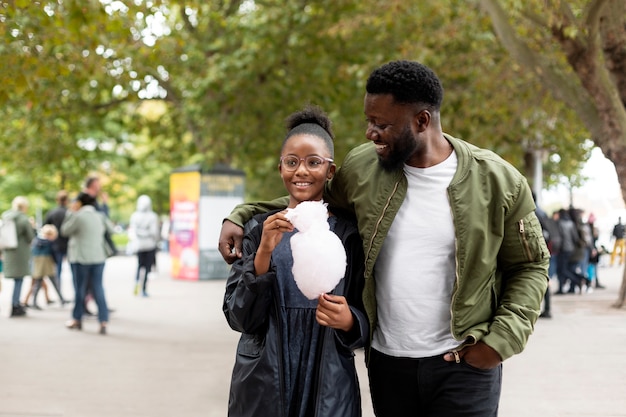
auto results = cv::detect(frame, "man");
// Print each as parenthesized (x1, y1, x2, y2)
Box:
(44, 190, 70, 293)
(218, 60, 549, 416)
(84, 176, 107, 214)
(554, 208, 585, 294)
(2, 196, 36, 317)
(81, 175, 116, 315)
(83, 175, 116, 255)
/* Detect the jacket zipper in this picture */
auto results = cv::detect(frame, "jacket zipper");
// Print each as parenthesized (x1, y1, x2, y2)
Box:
(448, 199, 461, 341)
(365, 180, 401, 262)
(446, 200, 477, 348)
(273, 283, 287, 417)
(519, 219, 533, 261)
(364, 180, 401, 359)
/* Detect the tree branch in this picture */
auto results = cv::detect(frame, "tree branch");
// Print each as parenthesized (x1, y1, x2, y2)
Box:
(598, 0, 626, 105)
(479, 0, 601, 133)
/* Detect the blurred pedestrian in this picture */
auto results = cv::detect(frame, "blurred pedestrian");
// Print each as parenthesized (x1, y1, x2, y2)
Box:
(44, 190, 70, 290)
(82, 175, 116, 315)
(61, 192, 115, 334)
(555, 208, 585, 294)
(128, 195, 160, 297)
(83, 175, 116, 254)
(587, 213, 605, 290)
(1, 196, 36, 317)
(534, 193, 558, 318)
(609, 217, 625, 266)
(571, 208, 593, 292)
(22, 224, 67, 308)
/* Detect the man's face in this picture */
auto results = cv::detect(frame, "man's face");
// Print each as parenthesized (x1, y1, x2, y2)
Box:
(87, 179, 101, 197)
(364, 93, 417, 171)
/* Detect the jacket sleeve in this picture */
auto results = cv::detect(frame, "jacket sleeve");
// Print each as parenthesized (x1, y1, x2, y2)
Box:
(60, 211, 78, 237)
(223, 222, 276, 334)
(225, 197, 290, 228)
(102, 213, 116, 235)
(333, 221, 369, 350)
(16, 214, 35, 243)
(484, 183, 550, 361)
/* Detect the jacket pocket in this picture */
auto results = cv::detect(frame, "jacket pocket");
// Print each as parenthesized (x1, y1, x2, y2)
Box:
(517, 213, 548, 262)
(237, 333, 264, 357)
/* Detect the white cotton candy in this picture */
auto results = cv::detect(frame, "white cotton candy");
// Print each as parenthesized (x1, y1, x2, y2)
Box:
(284, 201, 347, 300)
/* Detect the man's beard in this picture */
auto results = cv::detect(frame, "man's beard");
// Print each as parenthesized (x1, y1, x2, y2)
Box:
(378, 125, 417, 172)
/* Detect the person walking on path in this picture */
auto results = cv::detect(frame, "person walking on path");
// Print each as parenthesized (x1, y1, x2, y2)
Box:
(223, 105, 368, 417)
(22, 224, 67, 308)
(2, 196, 36, 317)
(44, 190, 70, 289)
(586, 213, 605, 290)
(83, 175, 116, 255)
(128, 195, 160, 297)
(82, 176, 116, 315)
(554, 208, 585, 294)
(219, 60, 548, 417)
(61, 192, 115, 334)
(609, 217, 625, 266)
(534, 195, 558, 318)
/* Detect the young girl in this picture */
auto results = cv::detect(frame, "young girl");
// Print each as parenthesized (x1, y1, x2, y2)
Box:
(24, 224, 66, 309)
(223, 106, 368, 417)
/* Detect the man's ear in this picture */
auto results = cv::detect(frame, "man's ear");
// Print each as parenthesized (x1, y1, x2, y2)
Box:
(414, 109, 431, 132)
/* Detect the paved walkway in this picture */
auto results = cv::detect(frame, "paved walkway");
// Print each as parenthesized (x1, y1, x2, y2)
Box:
(1, 253, 626, 417)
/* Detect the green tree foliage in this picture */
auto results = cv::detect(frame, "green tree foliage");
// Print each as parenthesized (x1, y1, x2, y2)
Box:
(481, 0, 626, 195)
(0, 0, 591, 217)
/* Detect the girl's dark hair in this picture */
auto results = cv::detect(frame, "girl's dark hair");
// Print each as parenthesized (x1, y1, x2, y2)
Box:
(282, 105, 334, 157)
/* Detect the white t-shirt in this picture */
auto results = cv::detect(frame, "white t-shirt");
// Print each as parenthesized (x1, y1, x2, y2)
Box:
(371, 150, 460, 358)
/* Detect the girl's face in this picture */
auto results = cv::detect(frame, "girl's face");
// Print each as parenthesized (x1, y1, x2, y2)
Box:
(279, 134, 335, 208)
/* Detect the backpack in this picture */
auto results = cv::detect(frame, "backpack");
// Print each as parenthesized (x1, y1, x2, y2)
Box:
(0, 217, 18, 250)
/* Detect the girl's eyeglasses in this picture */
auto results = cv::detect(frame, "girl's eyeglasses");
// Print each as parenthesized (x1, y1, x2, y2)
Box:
(280, 155, 333, 172)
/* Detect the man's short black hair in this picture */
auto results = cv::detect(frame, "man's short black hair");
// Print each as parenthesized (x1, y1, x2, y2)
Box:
(366, 60, 443, 111)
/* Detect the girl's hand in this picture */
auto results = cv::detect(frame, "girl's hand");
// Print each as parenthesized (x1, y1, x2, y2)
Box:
(254, 211, 293, 275)
(258, 211, 292, 254)
(316, 294, 354, 332)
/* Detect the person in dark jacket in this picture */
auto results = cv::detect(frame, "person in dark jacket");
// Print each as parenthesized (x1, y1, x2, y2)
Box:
(554, 208, 585, 294)
(44, 190, 70, 294)
(223, 106, 368, 417)
(610, 216, 625, 266)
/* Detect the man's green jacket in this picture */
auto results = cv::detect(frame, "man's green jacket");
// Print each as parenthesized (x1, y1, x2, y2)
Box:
(227, 133, 549, 362)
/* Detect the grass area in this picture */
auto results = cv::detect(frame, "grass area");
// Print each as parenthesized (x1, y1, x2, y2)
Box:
(112, 232, 129, 248)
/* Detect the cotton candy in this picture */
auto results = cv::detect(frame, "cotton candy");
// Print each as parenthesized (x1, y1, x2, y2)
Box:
(284, 201, 347, 300)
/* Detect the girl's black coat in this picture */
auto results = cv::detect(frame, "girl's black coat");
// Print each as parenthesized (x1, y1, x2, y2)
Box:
(223, 210, 368, 417)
